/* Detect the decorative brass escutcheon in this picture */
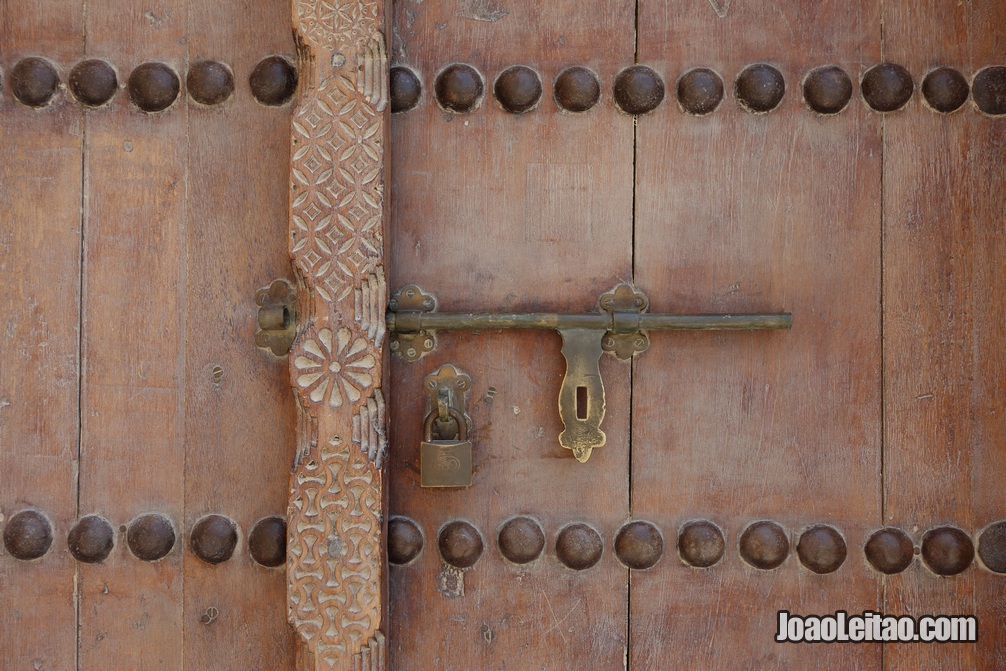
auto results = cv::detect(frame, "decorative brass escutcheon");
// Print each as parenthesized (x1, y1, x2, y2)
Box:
(254, 279, 298, 356)
(388, 282, 793, 462)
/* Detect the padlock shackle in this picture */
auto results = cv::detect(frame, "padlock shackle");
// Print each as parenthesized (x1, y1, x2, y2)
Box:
(423, 408, 467, 441)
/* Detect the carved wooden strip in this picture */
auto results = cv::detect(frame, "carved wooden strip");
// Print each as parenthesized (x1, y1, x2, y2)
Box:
(289, 0, 389, 669)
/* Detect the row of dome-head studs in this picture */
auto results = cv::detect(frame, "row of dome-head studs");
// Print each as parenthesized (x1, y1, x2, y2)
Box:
(389, 63, 1006, 117)
(1, 56, 297, 111)
(388, 515, 1006, 576)
(1, 509, 286, 567)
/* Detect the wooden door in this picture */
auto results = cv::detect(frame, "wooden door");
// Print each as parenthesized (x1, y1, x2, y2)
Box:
(1, 1, 299, 669)
(378, 1, 1006, 670)
(3, 0, 1006, 670)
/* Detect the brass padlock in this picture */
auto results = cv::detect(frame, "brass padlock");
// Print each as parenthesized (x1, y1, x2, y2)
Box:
(420, 408, 472, 488)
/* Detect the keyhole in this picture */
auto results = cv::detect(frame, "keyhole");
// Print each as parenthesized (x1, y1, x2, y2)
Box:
(576, 386, 588, 420)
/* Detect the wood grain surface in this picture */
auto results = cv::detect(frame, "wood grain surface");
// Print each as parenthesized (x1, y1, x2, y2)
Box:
(0, 2, 310, 668)
(632, 2, 883, 669)
(2, 0, 1005, 668)
(0, 4, 84, 670)
(883, 1, 1006, 669)
(387, 0, 635, 667)
(78, 2, 190, 666)
(182, 0, 297, 668)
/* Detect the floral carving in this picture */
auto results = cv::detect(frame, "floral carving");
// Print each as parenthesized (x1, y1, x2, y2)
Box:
(295, 327, 376, 408)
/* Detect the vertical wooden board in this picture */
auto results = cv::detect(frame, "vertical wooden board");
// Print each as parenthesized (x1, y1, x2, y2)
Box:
(387, 0, 635, 667)
(883, 2, 1006, 668)
(632, 2, 882, 668)
(0, 4, 83, 670)
(969, 8, 1006, 666)
(181, 0, 298, 667)
(78, 2, 188, 667)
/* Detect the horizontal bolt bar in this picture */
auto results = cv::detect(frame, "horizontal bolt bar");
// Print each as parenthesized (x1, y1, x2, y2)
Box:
(387, 311, 792, 333)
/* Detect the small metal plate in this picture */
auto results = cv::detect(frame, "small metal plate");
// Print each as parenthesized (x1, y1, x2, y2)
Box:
(424, 364, 472, 440)
(599, 282, 650, 360)
(421, 440, 473, 488)
(254, 279, 298, 356)
(389, 284, 437, 362)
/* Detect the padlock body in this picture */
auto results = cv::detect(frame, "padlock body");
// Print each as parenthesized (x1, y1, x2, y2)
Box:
(420, 440, 473, 488)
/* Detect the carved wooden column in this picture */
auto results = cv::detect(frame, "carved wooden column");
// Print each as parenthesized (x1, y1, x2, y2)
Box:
(287, 1, 389, 669)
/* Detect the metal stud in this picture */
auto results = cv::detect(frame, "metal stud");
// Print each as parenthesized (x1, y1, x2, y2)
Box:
(861, 63, 914, 112)
(977, 521, 1006, 574)
(972, 66, 1006, 116)
(11, 57, 60, 108)
(614, 520, 663, 570)
(802, 65, 853, 115)
(497, 516, 545, 565)
(3, 510, 53, 561)
(678, 520, 725, 568)
(249, 56, 298, 106)
(921, 67, 969, 114)
(388, 516, 424, 565)
(390, 66, 422, 114)
(555, 523, 603, 570)
(69, 60, 118, 107)
(921, 526, 974, 576)
(864, 527, 914, 574)
(187, 60, 234, 106)
(248, 516, 287, 568)
(126, 513, 176, 561)
(68, 515, 115, 564)
(190, 514, 238, 565)
(677, 68, 724, 116)
(434, 64, 484, 113)
(613, 65, 665, 115)
(438, 520, 484, 569)
(553, 66, 601, 113)
(494, 65, 542, 114)
(735, 63, 786, 113)
(739, 520, 788, 570)
(128, 62, 180, 113)
(796, 524, 847, 574)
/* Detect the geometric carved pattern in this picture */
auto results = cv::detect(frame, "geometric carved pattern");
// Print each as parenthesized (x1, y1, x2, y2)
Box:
(292, 73, 384, 303)
(289, 0, 388, 669)
(295, 0, 379, 52)
(288, 439, 383, 667)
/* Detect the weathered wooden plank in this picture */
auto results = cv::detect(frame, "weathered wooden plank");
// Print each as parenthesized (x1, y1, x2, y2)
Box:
(181, 0, 298, 668)
(77, 2, 188, 667)
(0, 4, 84, 670)
(883, 1, 1006, 668)
(632, 2, 883, 668)
(386, 0, 635, 667)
